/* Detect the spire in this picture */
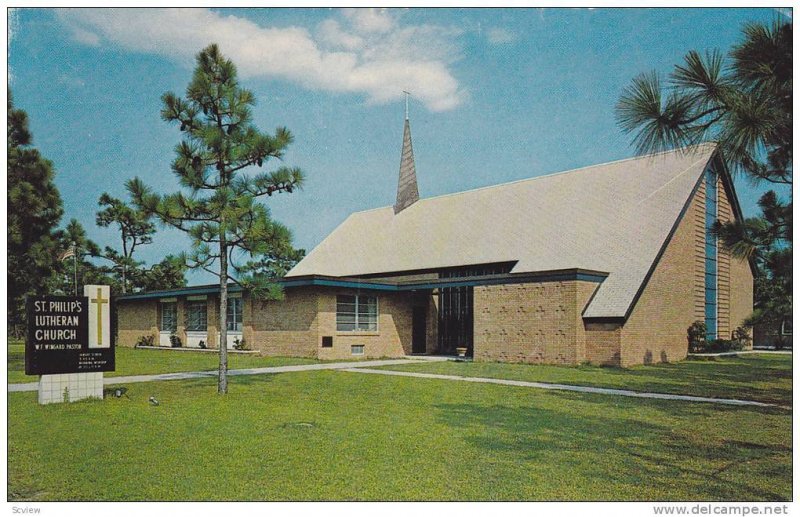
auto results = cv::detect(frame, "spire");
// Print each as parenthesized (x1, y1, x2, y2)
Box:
(394, 92, 419, 214)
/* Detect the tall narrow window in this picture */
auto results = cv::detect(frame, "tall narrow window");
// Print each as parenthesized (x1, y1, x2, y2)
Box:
(227, 297, 243, 332)
(336, 295, 378, 331)
(187, 301, 208, 332)
(704, 167, 718, 340)
(160, 302, 177, 332)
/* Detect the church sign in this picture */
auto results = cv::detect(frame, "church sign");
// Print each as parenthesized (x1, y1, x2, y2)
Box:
(25, 287, 115, 376)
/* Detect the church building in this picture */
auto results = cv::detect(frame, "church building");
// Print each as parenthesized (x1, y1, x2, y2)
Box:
(116, 116, 753, 367)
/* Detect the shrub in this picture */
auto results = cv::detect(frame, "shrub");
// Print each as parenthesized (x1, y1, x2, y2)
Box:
(170, 333, 182, 348)
(687, 321, 706, 353)
(233, 337, 247, 351)
(704, 339, 735, 353)
(198, 340, 207, 349)
(732, 326, 751, 349)
(135, 335, 155, 347)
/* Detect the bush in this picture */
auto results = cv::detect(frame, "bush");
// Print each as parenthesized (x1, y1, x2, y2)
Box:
(732, 326, 751, 349)
(198, 340, 207, 349)
(687, 321, 706, 353)
(135, 335, 155, 347)
(233, 336, 247, 351)
(704, 339, 741, 353)
(170, 333, 182, 348)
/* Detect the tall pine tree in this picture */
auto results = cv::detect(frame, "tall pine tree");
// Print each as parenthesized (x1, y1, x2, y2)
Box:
(129, 44, 304, 394)
(8, 92, 64, 335)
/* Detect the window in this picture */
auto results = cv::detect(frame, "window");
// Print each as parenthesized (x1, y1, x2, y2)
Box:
(160, 302, 177, 332)
(704, 167, 718, 340)
(321, 336, 333, 348)
(227, 297, 243, 332)
(336, 295, 378, 332)
(351, 344, 364, 355)
(781, 319, 792, 336)
(187, 301, 207, 331)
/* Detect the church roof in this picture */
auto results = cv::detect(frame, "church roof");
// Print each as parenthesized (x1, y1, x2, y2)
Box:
(287, 143, 719, 319)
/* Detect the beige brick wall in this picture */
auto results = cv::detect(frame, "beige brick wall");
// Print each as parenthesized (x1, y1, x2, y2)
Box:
(247, 287, 320, 357)
(619, 167, 754, 365)
(620, 176, 703, 366)
(317, 289, 412, 360)
(117, 299, 158, 347)
(473, 280, 598, 364)
(717, 178, 733, 339)
(584, 322, 622, 365)
(718, 181, 755, 342)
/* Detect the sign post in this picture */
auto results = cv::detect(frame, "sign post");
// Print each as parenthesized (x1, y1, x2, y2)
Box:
(26, 285, 115, 404)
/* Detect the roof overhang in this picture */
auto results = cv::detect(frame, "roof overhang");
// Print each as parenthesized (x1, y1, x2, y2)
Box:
(116, 268, 609, 302)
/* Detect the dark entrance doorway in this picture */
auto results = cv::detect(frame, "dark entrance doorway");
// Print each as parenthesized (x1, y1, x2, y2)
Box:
(411, 305, 427, 354)
(438, 285, 473, 356)
(435, 263, 514, 356)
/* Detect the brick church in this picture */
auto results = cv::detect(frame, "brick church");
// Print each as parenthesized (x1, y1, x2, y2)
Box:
(116, 116, 753, 367)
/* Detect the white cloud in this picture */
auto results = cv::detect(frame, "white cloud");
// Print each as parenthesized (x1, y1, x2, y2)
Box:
(486, 27, 517, 45)
(342, 8, 394, 34)
(56, 8, 466, 112)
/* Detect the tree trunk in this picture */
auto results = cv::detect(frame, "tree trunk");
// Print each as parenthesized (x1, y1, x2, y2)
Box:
(218, 233, 228, 394)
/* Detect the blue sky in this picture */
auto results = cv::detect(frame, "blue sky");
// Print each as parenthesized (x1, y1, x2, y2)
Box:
(8, 7, 787, 285)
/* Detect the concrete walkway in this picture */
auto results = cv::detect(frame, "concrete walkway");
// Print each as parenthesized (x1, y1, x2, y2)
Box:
(6, 358, 444, 393)
(342, 368, 777, 408)
(689, 349, 792, 358)
(7, 356, 780, 408)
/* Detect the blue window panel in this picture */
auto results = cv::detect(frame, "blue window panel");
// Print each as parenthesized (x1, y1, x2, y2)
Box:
(705, 258, 717, 275)
(706, 318, 718, 340)
(703, 165, 719, 339)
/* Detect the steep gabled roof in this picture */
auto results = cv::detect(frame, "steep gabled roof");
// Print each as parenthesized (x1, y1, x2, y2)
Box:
(287, 144, 718, 318)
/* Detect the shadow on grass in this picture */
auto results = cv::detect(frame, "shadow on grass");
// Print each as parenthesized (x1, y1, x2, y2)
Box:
(433, 394, 790, 501)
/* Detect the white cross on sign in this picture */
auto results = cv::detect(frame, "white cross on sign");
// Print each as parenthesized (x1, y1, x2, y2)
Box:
(84, 285, 111, 349)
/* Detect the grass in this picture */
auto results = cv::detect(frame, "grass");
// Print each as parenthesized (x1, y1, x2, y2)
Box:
(8, 369, 791, 501)
(375, 354, 793, 406)
(6, 342, 318, 384)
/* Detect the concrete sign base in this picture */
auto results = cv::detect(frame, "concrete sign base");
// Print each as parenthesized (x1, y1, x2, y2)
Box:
(38, 372, 104, 404)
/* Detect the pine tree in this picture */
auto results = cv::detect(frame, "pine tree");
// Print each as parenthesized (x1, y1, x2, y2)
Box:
(128, 44, 304, 394)
(616, 20, 791, 332)
(8, 92, 64, 335)
(96, 193, 156, 293)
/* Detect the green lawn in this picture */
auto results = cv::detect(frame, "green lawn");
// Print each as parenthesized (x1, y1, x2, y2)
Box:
(8, 369, 791, 501)
(7, 342, 318, 384)
(376, 354, 793, 406)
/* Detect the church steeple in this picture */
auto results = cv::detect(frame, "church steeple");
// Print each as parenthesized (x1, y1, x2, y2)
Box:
(394, 92, 420, 214)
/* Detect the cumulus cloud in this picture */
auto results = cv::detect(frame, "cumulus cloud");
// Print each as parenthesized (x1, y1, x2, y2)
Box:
(56, 8, 466, 112)
(486, 27, 517, 45)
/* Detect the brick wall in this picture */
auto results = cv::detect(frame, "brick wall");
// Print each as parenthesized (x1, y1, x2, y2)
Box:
(584, 322, 622, 365)
(473, 280, 598, 364)
(618, 167, 754, 365)
(316, 289, 412, 360)
(620, 175, 703, 366)
(247, 287, 320, 357)
(719, 180, 754, 343)
(117, 299, 158, 347)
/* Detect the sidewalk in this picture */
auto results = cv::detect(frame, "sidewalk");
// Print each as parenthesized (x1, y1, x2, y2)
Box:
(342, 368, 778, 408)
(688, 349, 792, 358)
(7, 355, 782, 408)
(6, 358, 445, 393)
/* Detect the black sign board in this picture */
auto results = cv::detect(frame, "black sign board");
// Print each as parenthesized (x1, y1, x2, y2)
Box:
(25, 295, 115, 375)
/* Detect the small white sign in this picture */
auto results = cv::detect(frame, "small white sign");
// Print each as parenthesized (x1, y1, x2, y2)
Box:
(84, 285, 111, 349)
